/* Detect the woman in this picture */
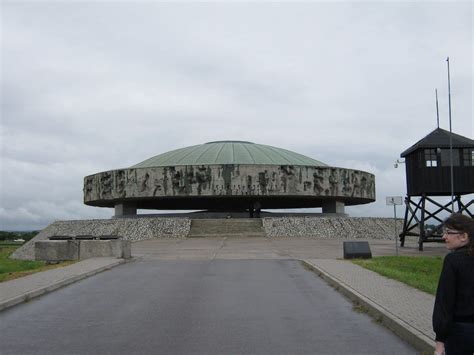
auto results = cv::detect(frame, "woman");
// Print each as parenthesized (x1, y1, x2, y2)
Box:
(433, 213, 474, 355)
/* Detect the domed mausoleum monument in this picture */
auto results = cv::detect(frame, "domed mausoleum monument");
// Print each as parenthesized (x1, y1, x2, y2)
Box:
(84, 141, 376, 216)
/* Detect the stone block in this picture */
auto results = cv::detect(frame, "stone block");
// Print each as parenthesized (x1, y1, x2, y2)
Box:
(119, 240, 132, 259)
(79, 240, 112, 259)
(343, 241, 372, 259)
(35, 240, 79, 261)
(79, 240, 132, 259)
(108, 240, 131, 258)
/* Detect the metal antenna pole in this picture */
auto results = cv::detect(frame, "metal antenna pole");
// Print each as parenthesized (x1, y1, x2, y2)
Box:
(447, 57, 454, 212)
(394, 204, 399, 256)
(435, 88, 440, 129)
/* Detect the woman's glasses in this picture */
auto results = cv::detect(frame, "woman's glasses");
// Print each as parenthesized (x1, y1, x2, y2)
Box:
(442, 229, 463, 236)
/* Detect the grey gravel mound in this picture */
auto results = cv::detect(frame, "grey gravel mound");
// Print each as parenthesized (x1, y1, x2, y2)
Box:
(263, 217, 403, 239)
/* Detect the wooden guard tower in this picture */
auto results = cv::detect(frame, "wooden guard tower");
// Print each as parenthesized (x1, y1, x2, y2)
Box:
(399, 128, 474, 250)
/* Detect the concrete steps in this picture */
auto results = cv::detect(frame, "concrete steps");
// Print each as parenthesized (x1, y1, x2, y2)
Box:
(187, 218, 266, 238)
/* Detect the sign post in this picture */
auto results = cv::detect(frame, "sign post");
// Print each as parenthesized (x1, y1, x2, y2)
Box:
(386, 196, 403, 256)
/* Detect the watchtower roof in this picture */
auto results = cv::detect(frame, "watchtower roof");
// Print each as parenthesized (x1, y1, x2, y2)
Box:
(400, 128, 474, 157)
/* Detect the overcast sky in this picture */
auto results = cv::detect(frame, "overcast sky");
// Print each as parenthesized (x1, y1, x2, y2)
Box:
(1, 1, 472, 231)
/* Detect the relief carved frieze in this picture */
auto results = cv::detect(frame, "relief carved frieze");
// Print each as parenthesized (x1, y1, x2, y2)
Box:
(84, 164, 375, 205)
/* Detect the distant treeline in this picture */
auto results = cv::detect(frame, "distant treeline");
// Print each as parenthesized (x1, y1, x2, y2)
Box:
(0, 231, 39, 242)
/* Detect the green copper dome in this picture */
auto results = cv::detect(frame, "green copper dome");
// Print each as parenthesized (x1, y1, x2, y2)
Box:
(131, 141, 327, 168)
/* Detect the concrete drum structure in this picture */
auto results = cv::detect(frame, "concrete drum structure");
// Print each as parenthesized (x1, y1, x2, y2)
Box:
(84, 141, 376, 216)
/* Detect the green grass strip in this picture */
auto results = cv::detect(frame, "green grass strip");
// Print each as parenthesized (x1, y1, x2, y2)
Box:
(352, 256, 443, 295)
(0, 246, 74, 282)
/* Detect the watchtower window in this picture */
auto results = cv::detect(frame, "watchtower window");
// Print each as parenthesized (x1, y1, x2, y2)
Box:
(424, 149, 438, 167)
(463, 148, 474, 166)
(440, 148, 460, 167)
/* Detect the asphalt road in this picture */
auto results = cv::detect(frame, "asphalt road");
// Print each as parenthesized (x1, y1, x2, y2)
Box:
(0, 260, 416, 354)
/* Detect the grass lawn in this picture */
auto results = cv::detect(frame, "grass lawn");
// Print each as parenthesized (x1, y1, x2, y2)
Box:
(0, 244, 74, 282)
(352, 256, 443, 295)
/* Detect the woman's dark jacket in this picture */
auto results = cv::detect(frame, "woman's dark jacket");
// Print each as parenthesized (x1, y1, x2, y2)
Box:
(432, 246, 474, 342)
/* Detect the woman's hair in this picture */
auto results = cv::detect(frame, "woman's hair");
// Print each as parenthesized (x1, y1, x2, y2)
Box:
(444, 213, 474, 255)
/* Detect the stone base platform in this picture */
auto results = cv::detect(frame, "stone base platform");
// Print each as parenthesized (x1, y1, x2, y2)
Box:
(11, 216, 404, 260)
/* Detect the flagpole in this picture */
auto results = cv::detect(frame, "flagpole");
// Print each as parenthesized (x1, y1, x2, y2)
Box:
(435, 89, 440, 129)
(447, 57, 454, 212)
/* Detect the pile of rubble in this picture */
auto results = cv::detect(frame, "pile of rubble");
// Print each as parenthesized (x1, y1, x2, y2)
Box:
(263, 217, 403, 239)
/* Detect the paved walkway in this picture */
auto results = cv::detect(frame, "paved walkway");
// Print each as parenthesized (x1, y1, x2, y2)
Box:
(134, 236, 447, 260)
(0, 257, 126, 311)
(304, 259, 435, 352)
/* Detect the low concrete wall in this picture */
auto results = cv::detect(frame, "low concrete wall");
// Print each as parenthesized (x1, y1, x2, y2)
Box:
(12, 217, 191, 260)
(263, 217, 404, 240)
(79, 240, 131, 259)
(34, 240, 132, 261)
(35, 240, 79, 261)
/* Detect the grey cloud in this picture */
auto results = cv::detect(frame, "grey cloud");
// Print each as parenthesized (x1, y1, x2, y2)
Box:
(1, 1, 472, 230)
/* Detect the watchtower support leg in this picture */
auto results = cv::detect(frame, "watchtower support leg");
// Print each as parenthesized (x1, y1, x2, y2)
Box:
(419, 195, 426, 251)
(400, 197, 410, 247)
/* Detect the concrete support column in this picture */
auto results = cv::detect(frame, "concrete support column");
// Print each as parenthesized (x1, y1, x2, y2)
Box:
(114, 202, 137, 217)
(322, 200, 345, 214)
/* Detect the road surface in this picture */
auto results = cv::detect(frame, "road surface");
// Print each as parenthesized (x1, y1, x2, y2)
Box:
(0, 259, 416, 354)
